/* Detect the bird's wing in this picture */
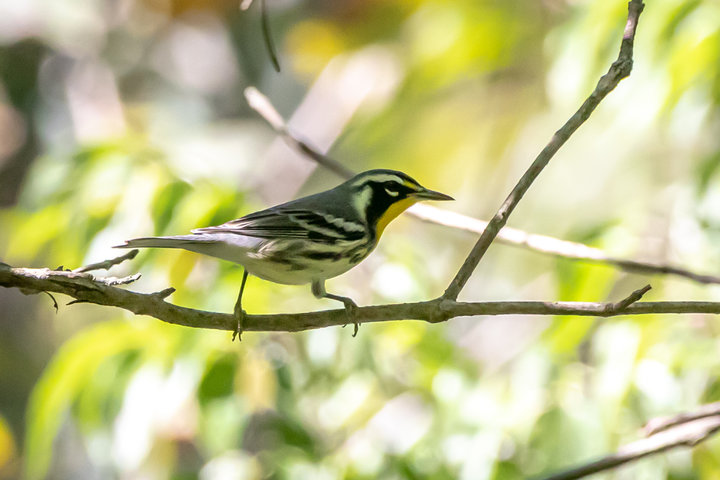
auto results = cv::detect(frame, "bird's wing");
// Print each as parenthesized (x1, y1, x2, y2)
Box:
(192, 208, 367, 243)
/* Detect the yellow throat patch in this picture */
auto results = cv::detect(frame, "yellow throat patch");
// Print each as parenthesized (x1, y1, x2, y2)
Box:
(375, 197, 417, 238)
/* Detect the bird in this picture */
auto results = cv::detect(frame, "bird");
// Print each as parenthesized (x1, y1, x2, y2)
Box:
(114, 169, 453, 340)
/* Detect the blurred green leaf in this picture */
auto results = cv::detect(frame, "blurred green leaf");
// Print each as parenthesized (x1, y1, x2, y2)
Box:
(198, 353, 237, 406)
(24, 321, 170, 480)
(152, 180, 193, 235)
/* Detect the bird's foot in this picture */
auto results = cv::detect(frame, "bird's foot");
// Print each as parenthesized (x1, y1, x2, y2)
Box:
(340, 298, 360, 337)
(312, 282, 361, 337)
(232, 304, 246, 342)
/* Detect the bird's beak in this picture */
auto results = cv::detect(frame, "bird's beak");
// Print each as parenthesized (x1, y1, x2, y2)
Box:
(414, 188, 454, 201)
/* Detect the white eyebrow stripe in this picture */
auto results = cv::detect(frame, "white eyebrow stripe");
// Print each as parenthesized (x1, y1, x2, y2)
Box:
(351, 174, 402, 187)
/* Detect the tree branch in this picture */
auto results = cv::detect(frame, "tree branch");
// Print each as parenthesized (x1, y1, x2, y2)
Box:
(4, 260, 719, 335)
(443, 0, 645, 300)
(539, 410, 720, 480)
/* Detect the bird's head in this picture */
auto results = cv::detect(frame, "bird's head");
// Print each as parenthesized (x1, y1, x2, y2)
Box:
(345, 169, 454, 238)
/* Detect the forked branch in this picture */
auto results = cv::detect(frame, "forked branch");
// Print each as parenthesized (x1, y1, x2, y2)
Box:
(443, 0, 645, 300)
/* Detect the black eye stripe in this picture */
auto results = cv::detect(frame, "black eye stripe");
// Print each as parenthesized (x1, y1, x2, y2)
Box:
(385, 182, 413, 194)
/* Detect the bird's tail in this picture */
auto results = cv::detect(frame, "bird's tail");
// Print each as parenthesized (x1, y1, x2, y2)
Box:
(114, 235, 212, 250)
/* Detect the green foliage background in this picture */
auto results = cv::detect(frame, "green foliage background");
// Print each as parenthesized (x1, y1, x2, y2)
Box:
(1, 0, 720, 478)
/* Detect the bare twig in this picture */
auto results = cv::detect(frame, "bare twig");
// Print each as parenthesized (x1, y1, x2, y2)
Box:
(603, 284, 651, 314)
(73, 249, 139, 273)
(408, 205, 720, 285)
(443, 0, 645, 300)
(244, 76, 720, 287)
(244, 87, 355, 178)
(66, 299, 89, 306)
(103, 273, 142, 286)
(152, 287, 176, 300)
(645, 402, 720, 436)
(539, 416, 720, 480)
(260, 0, 280, 72)
(239, 0, 279, 71)
(44, 291, 58, 312)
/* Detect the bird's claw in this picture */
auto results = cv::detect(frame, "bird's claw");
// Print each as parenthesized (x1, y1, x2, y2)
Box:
(232, 307, 246, 342)
(341, 299, 360, 337)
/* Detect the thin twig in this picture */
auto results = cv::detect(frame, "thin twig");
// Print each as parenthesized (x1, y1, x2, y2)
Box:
(152, 287, 176, 300)
(604, 284, 651, 314)
(103, 273, 142, 286)
(408, 205, 720, 285)
(44, 291, 58, 312)
(66, 299, 89, 306)
(244, 87, 355, 178)
(239, 0, 279, 70)
(645, 402, 720, 436)
(244, 77, 720, 287)
(443, 0, 645, 300)
(260, 0, 280, 72)
(73, 249, 139, 273)
(539, 416, 720, 480)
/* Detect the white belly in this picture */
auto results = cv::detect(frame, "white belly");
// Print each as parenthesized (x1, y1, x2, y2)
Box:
(242, 253, 361, 285)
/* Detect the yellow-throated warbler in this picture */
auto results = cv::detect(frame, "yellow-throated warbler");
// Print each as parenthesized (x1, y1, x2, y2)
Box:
(115, 169, 453, 339)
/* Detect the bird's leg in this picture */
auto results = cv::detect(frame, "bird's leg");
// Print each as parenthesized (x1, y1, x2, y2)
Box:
(232, 269, 249, 342)
(312, 280, 360, 336)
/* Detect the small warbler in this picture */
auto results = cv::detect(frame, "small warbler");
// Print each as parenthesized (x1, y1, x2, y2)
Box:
(115, 169, 453, 339)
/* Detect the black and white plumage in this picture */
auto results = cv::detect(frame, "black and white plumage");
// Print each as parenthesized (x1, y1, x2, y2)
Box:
(115, 169, 453, 337)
